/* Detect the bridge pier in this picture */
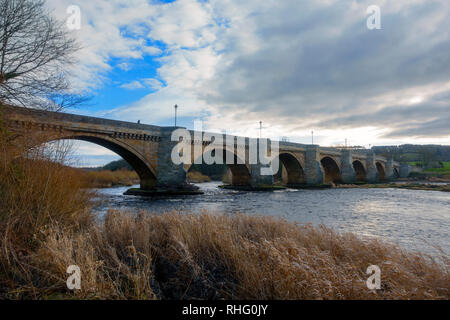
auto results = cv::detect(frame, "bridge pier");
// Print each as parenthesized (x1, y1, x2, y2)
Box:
(399, 164, 412, 178)
(250, 164, 275, 187)
(340, 150, 356, 184)
(366, 152, 379, 183)
(305, 146, 324, 185)
(155, 128, 188, 188)
(384, 158, 394, 181)
(127, 128, 202, 195)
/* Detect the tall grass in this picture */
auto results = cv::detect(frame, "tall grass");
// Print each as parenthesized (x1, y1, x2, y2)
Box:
(0, 129, 93, 243)
(32, 211, 449, 300)
(0, 122, 93, 295)
(80, 169, 139, 188)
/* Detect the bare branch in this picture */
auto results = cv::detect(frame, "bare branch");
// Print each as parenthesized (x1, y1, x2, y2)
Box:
(0, 0, 85, 111)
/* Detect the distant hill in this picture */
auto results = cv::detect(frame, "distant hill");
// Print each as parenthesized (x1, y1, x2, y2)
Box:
(102, 159, 133, 171)
(372, 145, 450, 163)
(80, 159, 134, 172)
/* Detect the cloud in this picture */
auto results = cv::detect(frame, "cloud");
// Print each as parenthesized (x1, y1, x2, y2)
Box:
(102, 85, 209, 124)
(142, 46, 163, 56)
(142, 78, 164, 90)
(117, 63, 132, 71)
(120, 80, 145, 90)
(119, 78, 164, 91)
(45, 0, 450, 146)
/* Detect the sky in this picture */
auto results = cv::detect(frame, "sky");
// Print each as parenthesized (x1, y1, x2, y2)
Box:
(45, 0, 450, 167)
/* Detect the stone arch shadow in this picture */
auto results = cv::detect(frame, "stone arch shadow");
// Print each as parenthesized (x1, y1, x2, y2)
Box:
(186, 147, 251, 186)
(50, 134, 158, 190)
(376, 162, 386, 181)
(275, 152, 306, 186)
(352, 160, 367, 182)
(321, 156, 342, 183)
(393, 167, 400, 178)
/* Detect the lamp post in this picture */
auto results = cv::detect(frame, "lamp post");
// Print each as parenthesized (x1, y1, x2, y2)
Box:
(174, 104, 178, 127)
(257, 121, 268, 139)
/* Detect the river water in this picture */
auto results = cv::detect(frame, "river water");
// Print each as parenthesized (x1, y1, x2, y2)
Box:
(94, 182, 449, 256)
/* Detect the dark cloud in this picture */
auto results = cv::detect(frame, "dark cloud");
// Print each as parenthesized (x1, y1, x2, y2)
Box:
(384, 117, 450, 138)
(316, 93, 450, 138)
(202, 0, 450, 139)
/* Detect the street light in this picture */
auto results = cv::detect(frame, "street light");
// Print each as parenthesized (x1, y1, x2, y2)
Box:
(257, 121, 268, 138)
(174, 104, 178, 127)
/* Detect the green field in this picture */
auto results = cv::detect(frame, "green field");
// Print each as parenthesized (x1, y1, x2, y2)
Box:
(425, 162, 450, 173)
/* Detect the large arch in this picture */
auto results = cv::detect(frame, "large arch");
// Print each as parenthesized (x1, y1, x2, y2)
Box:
(187, 147, 251, 186)
(53, 134, 158, 189)
(321, 156, 342, 183)
(352, 160, 367, 182)
(277, 153, 305, 186)
(376, 162, 386, 181)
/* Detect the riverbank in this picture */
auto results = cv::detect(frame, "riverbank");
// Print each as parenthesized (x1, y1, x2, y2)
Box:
(187, 170, 212, 183)
(337, 182, 450, 192)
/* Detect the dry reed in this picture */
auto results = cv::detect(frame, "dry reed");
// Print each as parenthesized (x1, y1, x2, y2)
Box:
(28, 211, 449, 300)
(80, 169, 139, 188)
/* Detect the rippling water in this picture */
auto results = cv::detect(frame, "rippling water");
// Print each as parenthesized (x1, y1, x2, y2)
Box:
(94, 182, 449, 256)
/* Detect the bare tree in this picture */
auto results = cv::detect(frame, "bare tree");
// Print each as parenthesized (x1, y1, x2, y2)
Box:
(0, 0, 84, 111)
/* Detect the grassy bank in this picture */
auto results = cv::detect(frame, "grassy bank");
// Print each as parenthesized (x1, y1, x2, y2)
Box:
(0, 126, 448, 300)
(80, 169, 139, 188)
(338, 183, 450, 192)
(409, 162, 450, 175)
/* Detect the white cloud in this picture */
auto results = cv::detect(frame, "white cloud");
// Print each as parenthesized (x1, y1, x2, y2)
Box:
(117, 63, 132, 71)
(120, 80, 145, 90)
(142, 78, 164, 90)
(119, 78, 164, 91)
(72, 141, 117, 156)
(102, 86, 209, 124)
(142, 46, 163, 56)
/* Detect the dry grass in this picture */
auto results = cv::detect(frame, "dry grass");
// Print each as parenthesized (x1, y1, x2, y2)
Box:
(0, 121, 93, 298)
(27, 211, 449, 300)
(0, 128, 93, 250)
(80, 169, 139, 188)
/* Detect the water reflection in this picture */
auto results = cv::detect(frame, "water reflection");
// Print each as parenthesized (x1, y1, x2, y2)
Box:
(93, 182, 450, 256)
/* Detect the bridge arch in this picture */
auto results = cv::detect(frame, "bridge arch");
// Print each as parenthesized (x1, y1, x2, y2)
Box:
(276, 152, 306, 186)
(321, 156, 342, 183)
(186, 147, 251, 186)
(50, 134, 158, 189)
(352, 160, 367, 181)
(393, 167, 400, 178)
(376, 162, 386, 181)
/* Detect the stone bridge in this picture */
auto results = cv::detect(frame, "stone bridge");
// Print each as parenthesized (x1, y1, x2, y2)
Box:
(1, 105, 402, 193)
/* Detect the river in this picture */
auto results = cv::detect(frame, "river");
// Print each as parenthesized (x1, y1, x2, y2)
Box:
(93, 182, 449, 256)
